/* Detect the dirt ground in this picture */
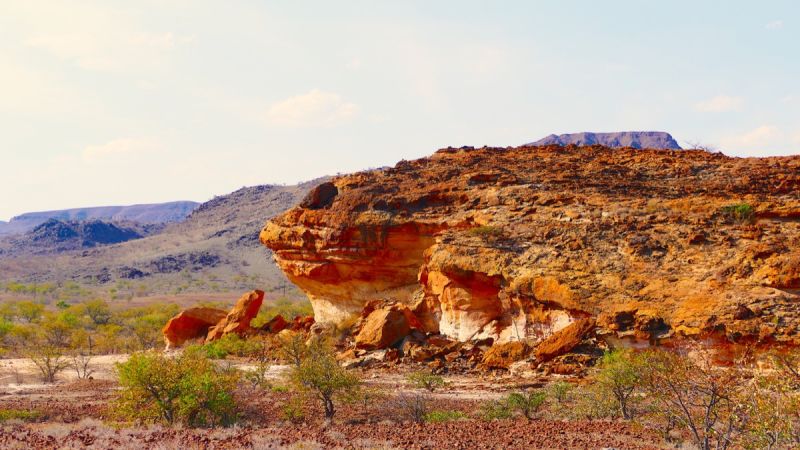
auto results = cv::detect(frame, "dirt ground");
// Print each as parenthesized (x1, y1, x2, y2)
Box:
(0, 356, 667, 449)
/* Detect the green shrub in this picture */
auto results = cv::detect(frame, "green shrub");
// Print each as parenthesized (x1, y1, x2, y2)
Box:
(281, 396, 306, 423)
(481, 398, 513, 420)
(202, 334, 265, 359)
(507, 390, 547, 420)
(406, 370, 445, 392)
(721, 203, 755, 223)
(0, 409, 41, 422)
(547, 381, 572, 403)
(424, 409, 466, 423)
(115, 349, 239, 427)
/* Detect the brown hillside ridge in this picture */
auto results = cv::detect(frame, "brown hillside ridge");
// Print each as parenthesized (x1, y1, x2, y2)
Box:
(261, 144, 800, 349)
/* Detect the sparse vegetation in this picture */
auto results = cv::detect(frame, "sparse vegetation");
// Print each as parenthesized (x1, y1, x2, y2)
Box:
(467, 225, 503, 239)
(395, 392, 431, 423)
(288, 339, 361, 421)
(29, 345, 70, 383)
(424, 409, 466, 422)
(0, 409, 41, 422)
(507, 390, 547, 420)
(721, 203, 755, 224)
(406, 370, 445, 392)
(114, 349, 239, 427)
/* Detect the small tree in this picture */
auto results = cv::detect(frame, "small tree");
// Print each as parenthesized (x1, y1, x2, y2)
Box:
(406, 370, 445, 392)
(278, 331, 308, 367)
(507, 390, 547, 420)
(638, 348, 749, 450)
(289, 344, 360, 421)
(83, 299, 112, 325)
(547, 380, 572, 404)
(71, 331, 96, 380)
(29, 346, 70, 383)
(395, 392, 430, 423)
(594, 349, 642, 420)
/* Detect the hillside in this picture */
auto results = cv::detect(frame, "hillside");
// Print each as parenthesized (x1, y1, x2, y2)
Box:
(529, 131, 681, 149)
(0, 201, 199, 236)
(262, 145, 800, 346)
(0, 219, 161, 255)
(0, 180, 325, 296)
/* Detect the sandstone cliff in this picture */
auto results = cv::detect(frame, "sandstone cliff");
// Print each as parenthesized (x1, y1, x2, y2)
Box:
(261, 145, 800, 346)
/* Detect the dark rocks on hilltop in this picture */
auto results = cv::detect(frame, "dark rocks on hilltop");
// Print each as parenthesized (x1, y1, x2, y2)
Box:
(8, 219, 155, 255)
(148, 251, 223, 274)
(528, 131, 682, 150)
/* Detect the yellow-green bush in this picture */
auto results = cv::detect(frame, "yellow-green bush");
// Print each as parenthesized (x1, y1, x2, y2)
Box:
(114, 349, 239, 427)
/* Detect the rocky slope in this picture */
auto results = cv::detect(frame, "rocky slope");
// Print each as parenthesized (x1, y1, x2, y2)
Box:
(529, 131, 681, 149)
(261, 145, 800, 347)
(1, 219, 161, 255)
(0, 180, 326, 294)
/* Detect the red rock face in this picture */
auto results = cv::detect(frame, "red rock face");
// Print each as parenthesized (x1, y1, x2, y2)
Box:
(261, 145, 800, 346)
(535, 318, 596, 362)
(354, 300, 421, 350)
(162, 307, 228, 349)
(206, 290, 264, 342)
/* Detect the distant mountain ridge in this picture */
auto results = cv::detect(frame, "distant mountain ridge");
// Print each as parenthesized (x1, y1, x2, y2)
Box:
(3, 219, 161, 255)
(528, 131, 682, 149)
(0, 201, 199, 236)
(0, 178, 327, 295)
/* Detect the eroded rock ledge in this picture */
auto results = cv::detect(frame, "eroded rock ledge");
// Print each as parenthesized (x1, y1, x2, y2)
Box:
(261, 145, 800, 346)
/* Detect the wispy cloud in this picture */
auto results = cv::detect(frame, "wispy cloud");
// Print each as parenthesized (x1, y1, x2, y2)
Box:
(265, 89, 359, 127)
(718, 125, 798, 156)
(766, 20, 784, 30)
(694, 95, 743, 112)
(82, 138, 162, 163)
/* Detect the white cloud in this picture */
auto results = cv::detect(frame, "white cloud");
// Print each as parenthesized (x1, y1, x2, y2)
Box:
(729, 125, 781, 146)
(766, 20, 784, 30)
(694, 95, 743, 112)
(718, 126, 800, 156)
(265, 89, 359, 127)
(82, 138, 162, 163)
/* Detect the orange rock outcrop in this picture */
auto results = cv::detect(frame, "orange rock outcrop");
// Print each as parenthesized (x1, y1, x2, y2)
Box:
(261, 145, 800, 346)
(206, 290, 264, 342)
(162, 307, 228, 349)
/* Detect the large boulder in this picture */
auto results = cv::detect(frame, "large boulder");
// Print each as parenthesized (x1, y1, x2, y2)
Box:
(206, 290, 265, 342)
(355, 301, 420, 350)
(481, 340, 531, 369)
(262, 314, 289, 333)
(162, 307, 227, 349)
(534, 318, 595, 362)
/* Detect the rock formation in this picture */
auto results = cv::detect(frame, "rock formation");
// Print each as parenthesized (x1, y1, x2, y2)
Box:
(354, 300, 421, 350)
(206, 290, 264, 342)
(162, 307, 228, 349)
(528, 131, 681, 149)
(261, 145, 800, 348)
(163, 290, 265, 348)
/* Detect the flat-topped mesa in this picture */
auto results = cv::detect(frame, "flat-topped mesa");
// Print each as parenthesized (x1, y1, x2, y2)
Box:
(260, 145, 800, 345)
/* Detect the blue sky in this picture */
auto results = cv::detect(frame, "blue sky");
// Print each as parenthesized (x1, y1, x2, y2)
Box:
(0, 1, 798, 220)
